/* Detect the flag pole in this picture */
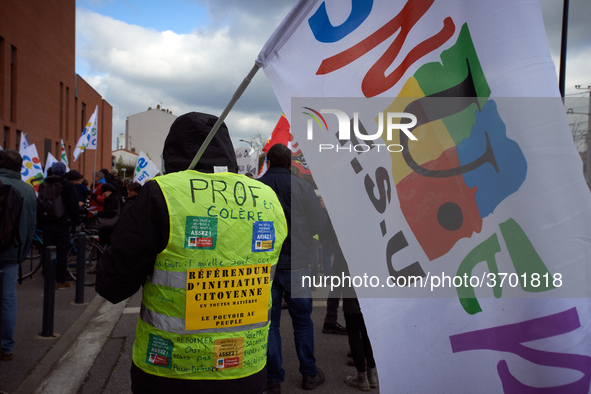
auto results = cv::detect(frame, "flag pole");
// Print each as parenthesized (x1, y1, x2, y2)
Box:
(188, 63, 260, 170)
(92, 109, 98, 191)
(92, 148, 97, 189)
(558, 0, 569, 99)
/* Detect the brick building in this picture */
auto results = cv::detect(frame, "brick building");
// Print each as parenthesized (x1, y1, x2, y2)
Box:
(0, 0, 112, 184)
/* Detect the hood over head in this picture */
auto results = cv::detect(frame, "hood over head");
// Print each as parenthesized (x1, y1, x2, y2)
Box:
(162, 112, 238, 174)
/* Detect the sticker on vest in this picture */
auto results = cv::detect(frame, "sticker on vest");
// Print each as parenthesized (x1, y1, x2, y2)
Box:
(252, 221, 275, 252)
(185, 216, 217, 249)
(213, 166, 228, 173)
(214, 337, 244, 370)
(185, 265, 271, 331)
(146, 334, 173, 369)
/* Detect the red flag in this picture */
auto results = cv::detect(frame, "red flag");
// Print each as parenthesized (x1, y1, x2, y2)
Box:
(262, 114, 291, 153)
(259, 114, 312, 178)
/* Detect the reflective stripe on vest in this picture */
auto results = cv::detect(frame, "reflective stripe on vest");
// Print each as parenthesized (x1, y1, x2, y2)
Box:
(133, 170, 287, 380)
(151, 265, 279, 293)
(140, 304, 270, 335)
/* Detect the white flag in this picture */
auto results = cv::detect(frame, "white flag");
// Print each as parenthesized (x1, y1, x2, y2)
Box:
(259, 1, 591, 392)
(43, 152, 58, 178)
(20, 143, 44, 192)
(73, 105, 98, 161)
(18, 133, 30, 155)
(133, 151, 160, 185)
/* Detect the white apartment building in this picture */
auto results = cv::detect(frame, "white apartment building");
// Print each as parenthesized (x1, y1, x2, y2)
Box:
(125, 105, 177, 171)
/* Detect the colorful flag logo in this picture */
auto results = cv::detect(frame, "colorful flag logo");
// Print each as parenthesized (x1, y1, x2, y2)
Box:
(60, 139, 70, 170)
(73, 105, 98, 161)
(388, 25, 528, 261)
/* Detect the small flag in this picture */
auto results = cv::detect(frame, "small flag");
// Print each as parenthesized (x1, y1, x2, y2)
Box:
(43, 152, 58, 177)
(19, 133, 30, 155)
(258, 114, 311, 178)
(73, 105, 98, 161)
(60, 139, 70, 171)
(262, 114, 291, 153)
(133, 151, 161, 185)
(20, 143, 44, 193)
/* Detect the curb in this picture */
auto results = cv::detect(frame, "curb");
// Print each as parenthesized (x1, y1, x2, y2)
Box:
(14, 294, 109, 394)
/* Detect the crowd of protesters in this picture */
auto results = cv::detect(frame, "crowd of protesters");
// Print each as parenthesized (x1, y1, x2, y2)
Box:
(1, 113, 376, 394)
(0, 150, 143, 364)
(95, 112, 378, 393)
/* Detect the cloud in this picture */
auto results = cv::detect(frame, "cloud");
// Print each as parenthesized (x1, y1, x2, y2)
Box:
(77, 1, 591, 152)
(539, 0, 591, 94)
(76, 5, 289, 149)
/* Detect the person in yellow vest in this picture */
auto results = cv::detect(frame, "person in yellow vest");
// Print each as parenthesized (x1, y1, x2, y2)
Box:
(96, 112, 287, 394)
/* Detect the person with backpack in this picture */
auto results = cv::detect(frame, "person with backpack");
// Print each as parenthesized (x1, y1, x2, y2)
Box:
(0, 149, 37, 361)
(37, 162, 79, 289)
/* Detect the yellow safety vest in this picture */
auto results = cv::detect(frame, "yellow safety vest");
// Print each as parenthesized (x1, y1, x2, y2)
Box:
(133, 170, 287, 380)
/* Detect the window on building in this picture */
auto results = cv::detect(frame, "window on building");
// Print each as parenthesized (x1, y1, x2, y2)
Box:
(44, 138, 52, 164)
(15, 130, 21, 150)
(0, 36, 4, 119)
(60, 82, 64, 140)
(10, 45, 17, 122)
(66, 86, 70, 140)
(3, 127, 9, 150)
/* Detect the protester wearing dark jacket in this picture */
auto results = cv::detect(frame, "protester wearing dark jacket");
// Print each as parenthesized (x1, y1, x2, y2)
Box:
(122, 182, 141, 214)
(258, 163, 327, 271)
(97, 112, 287, 394)
(258, 143, 328, 392)
(0, 150, 37, 361)
(100, 168, 123, 198)
(65, 169, 91, 205)
(38, 162, 79, 288)
(95, 183, 122, 246)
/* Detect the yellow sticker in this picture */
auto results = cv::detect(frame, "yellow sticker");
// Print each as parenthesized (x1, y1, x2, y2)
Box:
(213, 337, 244, 370)
(185, 265, 271, 331)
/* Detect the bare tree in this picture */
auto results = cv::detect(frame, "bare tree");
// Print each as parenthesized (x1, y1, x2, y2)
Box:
(251, 130, 266, 151)
(250, 130, 267, 169)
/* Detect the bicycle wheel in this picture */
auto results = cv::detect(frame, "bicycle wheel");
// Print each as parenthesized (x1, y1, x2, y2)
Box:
(20, 240, 44, 279)
(67, 239, 103, 286)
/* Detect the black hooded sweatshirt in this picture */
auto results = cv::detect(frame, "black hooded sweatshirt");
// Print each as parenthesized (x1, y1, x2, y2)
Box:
(97, 112, 239, 302)
(96, 113, 265, 393)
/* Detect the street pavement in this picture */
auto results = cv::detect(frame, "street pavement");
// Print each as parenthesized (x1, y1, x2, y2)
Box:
(0, 271, 381, 393)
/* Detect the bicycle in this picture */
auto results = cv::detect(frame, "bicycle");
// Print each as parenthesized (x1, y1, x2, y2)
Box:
(66, 224, 104, 286)
(19, 229, 43, 280)
(19, 223, 104, 286)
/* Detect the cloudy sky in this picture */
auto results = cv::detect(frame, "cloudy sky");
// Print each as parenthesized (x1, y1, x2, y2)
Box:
(75, 0, 591, 151)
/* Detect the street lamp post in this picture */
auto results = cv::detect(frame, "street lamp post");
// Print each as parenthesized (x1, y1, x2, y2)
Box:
(574, 85, 591, 186)
(122, 168, 127, 180)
